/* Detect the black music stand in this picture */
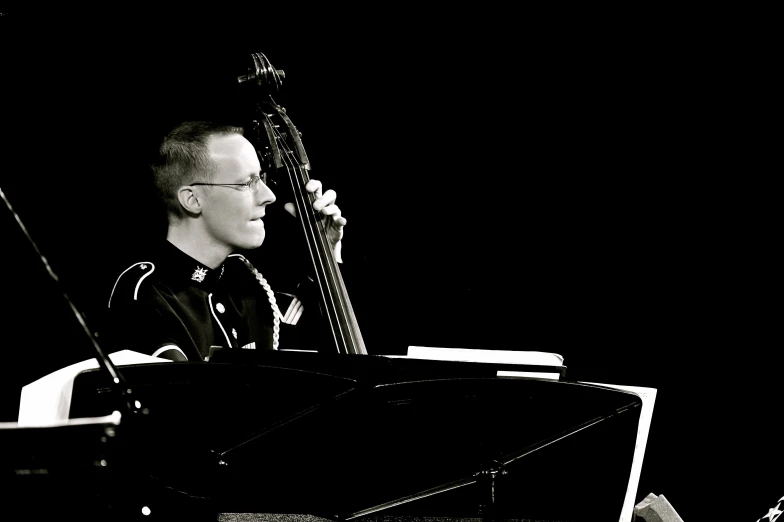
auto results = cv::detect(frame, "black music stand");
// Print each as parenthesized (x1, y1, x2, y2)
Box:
(69, 353, 643, 521)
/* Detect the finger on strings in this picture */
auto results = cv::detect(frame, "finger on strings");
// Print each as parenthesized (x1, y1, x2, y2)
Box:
(322, 205, 347, 227)
(320, 203, 341, 217)
(305, 179, 322, 197)
(314, 189, 337, 211)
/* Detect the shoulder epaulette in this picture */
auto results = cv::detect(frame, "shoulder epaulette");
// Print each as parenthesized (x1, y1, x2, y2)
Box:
(108, 262, 156, 308)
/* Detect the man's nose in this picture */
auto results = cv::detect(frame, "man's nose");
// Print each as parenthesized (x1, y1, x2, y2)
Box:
(256, 183, 276, 205)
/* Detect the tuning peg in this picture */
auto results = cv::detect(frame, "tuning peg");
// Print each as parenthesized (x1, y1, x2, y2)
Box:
(236, 52, 284, 94)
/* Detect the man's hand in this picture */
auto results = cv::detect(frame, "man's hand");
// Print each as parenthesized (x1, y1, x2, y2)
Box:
(284, 179, 347, 263)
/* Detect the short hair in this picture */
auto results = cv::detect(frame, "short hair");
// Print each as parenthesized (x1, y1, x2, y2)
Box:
(151, 121, 245, 215)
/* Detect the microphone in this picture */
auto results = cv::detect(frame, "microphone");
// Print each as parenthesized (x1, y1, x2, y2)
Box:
(0, 186, 140, 417)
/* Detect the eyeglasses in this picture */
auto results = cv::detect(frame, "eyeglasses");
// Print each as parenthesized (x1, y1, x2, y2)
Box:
(189, 173, 268, 193)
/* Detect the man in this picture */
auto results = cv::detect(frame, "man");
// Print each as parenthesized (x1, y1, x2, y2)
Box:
(102, 121, 347, 361)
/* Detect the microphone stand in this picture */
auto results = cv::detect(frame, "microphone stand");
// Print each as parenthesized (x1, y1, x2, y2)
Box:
(1, 186, 140, 418)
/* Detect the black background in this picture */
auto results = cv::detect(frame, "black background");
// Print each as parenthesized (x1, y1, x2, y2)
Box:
(0, 6, 778, 521)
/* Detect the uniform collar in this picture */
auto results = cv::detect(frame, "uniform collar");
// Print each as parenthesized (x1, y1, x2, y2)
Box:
(161, 240, 225, 288)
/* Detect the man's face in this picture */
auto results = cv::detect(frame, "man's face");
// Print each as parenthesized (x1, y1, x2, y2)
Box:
(199, 134, 276, 251)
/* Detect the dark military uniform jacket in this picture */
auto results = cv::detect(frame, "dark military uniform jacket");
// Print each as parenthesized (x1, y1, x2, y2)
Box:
(103, 241, 300, 361)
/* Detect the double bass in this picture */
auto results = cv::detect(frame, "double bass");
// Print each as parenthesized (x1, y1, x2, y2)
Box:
(237, 52, 367, 356)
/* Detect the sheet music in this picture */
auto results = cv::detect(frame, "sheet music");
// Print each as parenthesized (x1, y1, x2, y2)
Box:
(396, 346, 565, 380)
(581, 382, 657, 522)
(496, 370, 561, 380)
(406, 346, 564, 366)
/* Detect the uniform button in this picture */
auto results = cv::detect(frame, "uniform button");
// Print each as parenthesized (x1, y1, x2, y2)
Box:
(216, 303, 225, 313)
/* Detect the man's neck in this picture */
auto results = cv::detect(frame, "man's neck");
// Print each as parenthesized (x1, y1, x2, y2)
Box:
(166, 225, 232, 269)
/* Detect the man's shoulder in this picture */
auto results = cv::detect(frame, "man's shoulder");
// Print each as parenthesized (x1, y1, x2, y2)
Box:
(107, 260, 161, 307)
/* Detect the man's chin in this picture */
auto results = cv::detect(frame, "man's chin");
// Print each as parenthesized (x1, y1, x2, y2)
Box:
(236, 233, 266, 251)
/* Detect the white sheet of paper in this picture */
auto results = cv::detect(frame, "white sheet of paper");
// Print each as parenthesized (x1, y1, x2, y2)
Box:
(18, 350, 170, 427)
(406, 346, 564, 366)
(495, 370, 561, 380)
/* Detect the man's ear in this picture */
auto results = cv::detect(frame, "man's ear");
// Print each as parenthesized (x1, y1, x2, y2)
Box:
(177, 186, 203, 215)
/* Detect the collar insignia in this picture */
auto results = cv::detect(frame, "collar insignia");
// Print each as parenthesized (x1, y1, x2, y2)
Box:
(191, 266, 208, 282)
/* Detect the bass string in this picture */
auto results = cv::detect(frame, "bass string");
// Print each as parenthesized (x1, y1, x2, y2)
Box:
(265, 112, 355, 349)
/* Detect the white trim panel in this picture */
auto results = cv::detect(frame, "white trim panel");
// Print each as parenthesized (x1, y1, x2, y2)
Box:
(209, 293, 233, 349)
(108, 262, 156, 307)
(152, 344, 188, 360)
